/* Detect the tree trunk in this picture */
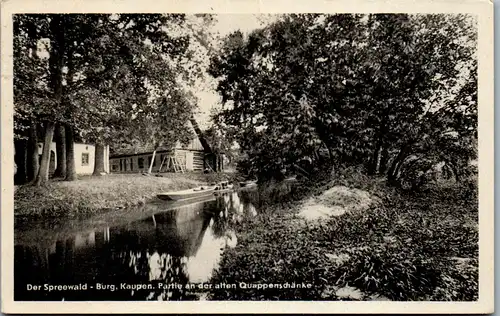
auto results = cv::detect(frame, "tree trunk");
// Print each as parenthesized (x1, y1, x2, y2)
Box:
(42, 14, 66, 184)
(375, 145, 383, 174)
(14, 139, 28, 185)
(35, 122, 56, 186)
(444, 160, 460, 182)
(387, 150, 412, 186)
(387, 157, 402, 185)
(53, 124, 66, 178)
(148, 149, 157, 174)
(387, 149, 406, 185)
(393, 156, 408, 181)
(324, 143, 334, 163)
(24, 21, 38, 185)
(27, 123, 39, 182)
(379, 147, 389, 174)
(387, 142, 412, 175)
(369, 141, 382, 175)
(62, 36, 76, 179)
(65, 125, 76, 181)
(453, 166, 460, 182)
(293, 163, 310, 179)
(93, 143, 105, 176)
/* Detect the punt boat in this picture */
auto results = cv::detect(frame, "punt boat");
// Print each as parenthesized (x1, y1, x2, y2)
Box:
(157, 185, 216, 201)
(239, 180, 257, 187)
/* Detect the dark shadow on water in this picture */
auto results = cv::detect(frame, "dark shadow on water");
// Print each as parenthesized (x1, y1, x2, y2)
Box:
(14, 185, 297, 301)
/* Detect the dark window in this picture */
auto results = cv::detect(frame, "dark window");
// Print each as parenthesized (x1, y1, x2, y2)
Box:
(81, 153, 89, 166)
(138, 157, 144, 169)
(130, 158, 134, 170)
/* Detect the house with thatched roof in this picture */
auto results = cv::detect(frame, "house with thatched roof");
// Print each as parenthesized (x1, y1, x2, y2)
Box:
(108, 118, 223, 173)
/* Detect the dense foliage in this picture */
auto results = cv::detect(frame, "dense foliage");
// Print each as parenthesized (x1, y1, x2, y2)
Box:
(209, 14, 477, 187)
(209, 172, 478, 301)
(13, 14, 214, 184)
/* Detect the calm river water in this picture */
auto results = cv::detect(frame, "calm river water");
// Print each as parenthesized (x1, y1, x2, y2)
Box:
(14, 187, 278, 301)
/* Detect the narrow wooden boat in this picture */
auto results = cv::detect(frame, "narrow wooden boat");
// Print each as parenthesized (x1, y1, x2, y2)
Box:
(239, 180, 257, 187)
(157, 186, 216, 201)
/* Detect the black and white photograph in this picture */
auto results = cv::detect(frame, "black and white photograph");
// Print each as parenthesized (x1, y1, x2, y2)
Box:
(1, 0, 494, 314)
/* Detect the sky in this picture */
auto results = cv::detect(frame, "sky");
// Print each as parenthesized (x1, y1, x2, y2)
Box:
(212, 14, 269, 36)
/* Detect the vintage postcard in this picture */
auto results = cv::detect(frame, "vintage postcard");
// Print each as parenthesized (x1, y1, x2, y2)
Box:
(1, 0, 494, 314)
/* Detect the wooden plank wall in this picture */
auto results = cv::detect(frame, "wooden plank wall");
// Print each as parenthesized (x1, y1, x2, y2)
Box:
(192, 152, 204, 171)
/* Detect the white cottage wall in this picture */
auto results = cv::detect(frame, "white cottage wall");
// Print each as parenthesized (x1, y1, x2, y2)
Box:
(37, 142, 105, 175)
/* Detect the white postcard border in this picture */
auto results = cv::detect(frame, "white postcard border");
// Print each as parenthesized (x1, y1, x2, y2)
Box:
(1, 0, 494, 314)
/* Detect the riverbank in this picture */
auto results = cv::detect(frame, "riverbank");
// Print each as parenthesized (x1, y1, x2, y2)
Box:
(208, 171, 478, 301)
(15, 173, 234, 219)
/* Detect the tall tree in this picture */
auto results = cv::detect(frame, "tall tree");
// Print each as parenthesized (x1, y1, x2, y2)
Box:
(69, 14, 199, 176)
(13, 15, 49, 183)
(53, 124, 66, 178)
(65, 126, 77, 181)
(27, 124, 39, 182)
(14, 14, 207, 183)
(209, 14, 477, 184)
(35, 14, 66, 185)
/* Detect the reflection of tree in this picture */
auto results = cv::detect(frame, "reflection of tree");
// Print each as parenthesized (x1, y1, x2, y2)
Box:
(211, 208, 230, 239)
(15, 244, 51, 300)
(15, 236, 81, 300)
(108, 202, 216, 300)
(239, 188, 263, 207)
(239, 182, 294, 207)
(15, 193, 259, 301)
(15, 216, 209, 301)
(211, 191, 254, 247)
(121, 250, 191, 301)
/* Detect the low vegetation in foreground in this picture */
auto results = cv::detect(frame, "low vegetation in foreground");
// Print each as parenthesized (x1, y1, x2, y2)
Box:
(14, 173, 229, 219)
(208, 170, 478, 301)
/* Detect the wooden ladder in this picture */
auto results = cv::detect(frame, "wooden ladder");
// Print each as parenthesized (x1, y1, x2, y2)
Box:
(158, 154, 185, 173)
(170, 156, 185, 173)
(157, 152, 186, 173)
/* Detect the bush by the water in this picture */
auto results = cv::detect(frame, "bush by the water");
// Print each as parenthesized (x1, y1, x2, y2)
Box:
(322, 186, 478, 301)
(208, 173, 478, 301)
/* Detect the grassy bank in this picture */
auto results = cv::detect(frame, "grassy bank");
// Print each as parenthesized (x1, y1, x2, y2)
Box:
(208, 170, 478, 301)
(14, 173, 222, 219)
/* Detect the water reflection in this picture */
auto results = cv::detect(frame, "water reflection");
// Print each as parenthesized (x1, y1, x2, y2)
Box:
(14, 190, 258, 301)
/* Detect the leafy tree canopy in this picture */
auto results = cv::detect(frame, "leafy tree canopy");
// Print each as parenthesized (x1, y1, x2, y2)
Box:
(209, 13, 477, 185)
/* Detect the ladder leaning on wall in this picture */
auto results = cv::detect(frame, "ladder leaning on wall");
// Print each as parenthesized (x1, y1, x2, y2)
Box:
(158, 154, 185, 173)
